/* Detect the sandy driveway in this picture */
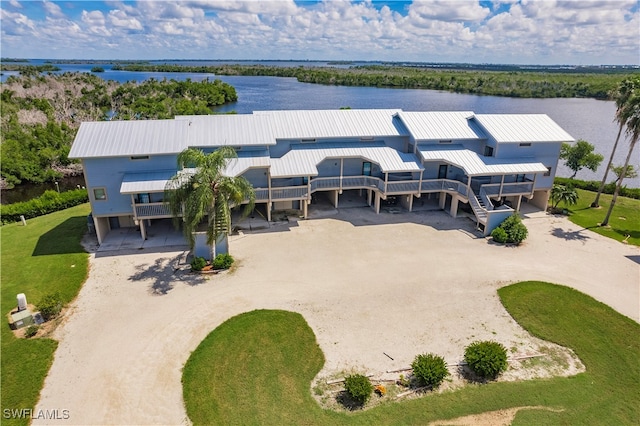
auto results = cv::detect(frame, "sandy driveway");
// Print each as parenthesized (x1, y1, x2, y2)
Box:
(34, 208, 639, 425)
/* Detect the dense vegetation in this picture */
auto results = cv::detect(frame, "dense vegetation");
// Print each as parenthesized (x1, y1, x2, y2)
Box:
(0, 189, 88, 225)
(112, 63, 637, 99)
(0, 72, 237, 188)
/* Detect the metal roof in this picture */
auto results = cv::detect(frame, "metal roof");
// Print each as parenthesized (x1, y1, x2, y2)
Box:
(270, 143, 423, 178)
(69, 120, 189, 159)
(397, 111, 485, 141)
(473, 114, 574, 143)
(177, 114, 278, 147)
(120, 170, 178, 194)
(254, 109, 407, 139)
(419, 146, 548, 176)
(223, 151, 271, 177)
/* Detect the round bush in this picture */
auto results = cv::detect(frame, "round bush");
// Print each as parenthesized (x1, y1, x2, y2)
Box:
(464, 340, 508, 379)
(411, 353, 449, 389)
(490, 227, 508, 243)
(343, 374, 373, 405)
(37, 292, 63, 321)
(213, 253, 234, 270)
(190, 256, 207, 271)
(500, 215, 528, 244)
(24, 325, 39, 338)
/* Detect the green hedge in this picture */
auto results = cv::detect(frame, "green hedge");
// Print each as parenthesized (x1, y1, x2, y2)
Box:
(554, 177, 640, 200)
(1, 189, 88, 225)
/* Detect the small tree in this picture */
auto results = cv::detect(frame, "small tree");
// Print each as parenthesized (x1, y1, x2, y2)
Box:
(611, 164, 638, 185)
(37, 292, 63, 321)
(464, 341, 508, 380)
(411, 353, 449, 389)
(343, 374, 373, 405)
(497, 214, 528, 244)
(560, 140, 604, 178)
(550, 184, 579, 210)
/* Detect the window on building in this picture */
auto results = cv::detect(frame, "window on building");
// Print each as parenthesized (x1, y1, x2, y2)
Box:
(301, 138, 316, 143)
(93, 187, 107, 201)
(362, 162, 372, 176)
(439, 140, 452, 144)
(484, 146, 494, 157)
(360, 136, 375, 141)
(544, 167, 552, 177)
(130, 155, 149, 160)
(519, 143, 532, 147)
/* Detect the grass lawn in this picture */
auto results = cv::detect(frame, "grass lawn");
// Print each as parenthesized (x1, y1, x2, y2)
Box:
(183, 282, 640, 425)
(0, 204, 90, 426)
(560, 188, 640, 246)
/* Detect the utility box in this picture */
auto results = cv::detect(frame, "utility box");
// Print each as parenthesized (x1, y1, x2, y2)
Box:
(9, 309, 34, 330)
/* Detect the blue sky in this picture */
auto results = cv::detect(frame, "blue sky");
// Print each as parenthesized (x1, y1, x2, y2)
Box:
(1, 0, 638, 64)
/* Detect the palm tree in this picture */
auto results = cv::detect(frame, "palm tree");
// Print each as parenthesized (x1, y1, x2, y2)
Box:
(592, 78, 639, 207)
(165, 147, 255, 259)
(601, 89, 640, 226)
(550, 184, 579, 211)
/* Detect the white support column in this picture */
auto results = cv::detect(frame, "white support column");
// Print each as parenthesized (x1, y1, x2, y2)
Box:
(450, 196, 459, 218)
(267, 202, 272, 221)
(333, 190, 339, 208)
(367, 189, 373, 206)
(339, 159, 344, 194)
(374, 192, 381, 214)
(530, 173, 538, 198)
(303, 200, 308, 218)
(94, 216, 105, 245)
(498, 174, 505, 199)
(417, 170, 424, 196)
(439, 192, 447, 209)
(139, 217, 147, 240)
(466, 175, 472, 198)
(384, 173, 388, 194)
(515, 195, 522, 212)
(130, 194, 137, 221)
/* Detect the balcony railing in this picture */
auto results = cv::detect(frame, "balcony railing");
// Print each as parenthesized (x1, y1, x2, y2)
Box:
(134, 202, 172, 218)
(482, 182, 534, 197)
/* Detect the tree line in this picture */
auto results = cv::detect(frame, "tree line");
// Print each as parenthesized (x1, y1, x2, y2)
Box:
(112, 63, 638, 99)
(1, 72, 237, 188)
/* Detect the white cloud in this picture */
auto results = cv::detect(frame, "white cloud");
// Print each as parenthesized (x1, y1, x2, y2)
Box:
(43, 0, 66, 19)
(9, 0, 22, 9)
(0, 0, 637, 64)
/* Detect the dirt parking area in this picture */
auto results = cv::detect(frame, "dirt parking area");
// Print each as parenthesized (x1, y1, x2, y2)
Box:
(34, 208, 639, 425)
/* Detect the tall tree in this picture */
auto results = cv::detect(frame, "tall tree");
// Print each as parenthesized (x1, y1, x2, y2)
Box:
(165, 147, 255, 258)
(559, 139, 603, 179)
(592, 78, 639, 207)
(601, 89, 640, 227)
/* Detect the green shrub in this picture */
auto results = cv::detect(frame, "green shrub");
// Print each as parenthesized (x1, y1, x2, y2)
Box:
(495, 214, 528, 244)
(190, 256, 207, 271)
(1, 189, 89, 225)
(464, 340, 508, 379)
(490, 227, 508, 243)
(37, 292, 63, 321)
(555, 177, 640, 200)
(411, 353, 450, 389)
(24, 325, 39, 338)
(212, 253, 234, 270)
(343, 374, 373, 405)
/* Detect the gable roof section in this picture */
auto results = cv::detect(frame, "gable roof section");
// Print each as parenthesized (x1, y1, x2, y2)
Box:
(473, 114, 574, 143)
(254, 109, 407, 139)
(69, 120, 189, 159)
(270, 142, 422, 178)
(177, 114, 278, 147)
(419, 145, 548, 176)
(397, 111, 485, 141)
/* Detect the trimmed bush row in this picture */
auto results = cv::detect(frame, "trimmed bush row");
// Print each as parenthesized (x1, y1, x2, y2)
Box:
(554, 177, 640, 200)
(1, 189, 88, 225)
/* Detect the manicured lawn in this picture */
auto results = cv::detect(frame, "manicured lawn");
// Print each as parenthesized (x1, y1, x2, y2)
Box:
(183, 282, 640, 425)
(0, 204, 90, 426)
(562, 189, 640, 246)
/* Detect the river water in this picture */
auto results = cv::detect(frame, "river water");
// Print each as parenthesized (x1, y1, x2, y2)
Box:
(2, 60, 638, 194)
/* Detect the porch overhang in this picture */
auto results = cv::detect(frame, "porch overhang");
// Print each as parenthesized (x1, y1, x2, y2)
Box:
(419, 146, 547, 177)
(120, 170, 178, 194)
(270, 143, 423, 178)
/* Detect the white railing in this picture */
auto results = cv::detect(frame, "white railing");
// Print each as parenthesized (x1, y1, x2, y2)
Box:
(479, 186, 494, 211)
(270, 185, 309, 200)
(134, 202, 172, 218)
(482, 182, 534, 197)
